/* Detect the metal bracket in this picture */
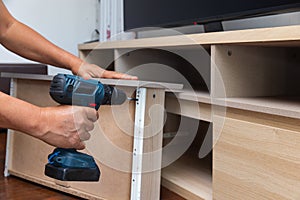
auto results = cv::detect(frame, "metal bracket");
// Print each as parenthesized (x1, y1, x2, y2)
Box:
(130, 88, 147, 200)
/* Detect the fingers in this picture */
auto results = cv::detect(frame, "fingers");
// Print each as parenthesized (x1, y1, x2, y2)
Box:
(74, 123, 93, 150)
(120, 74, 139, 80)
(38, 106, 99, 151)
(76, 107, 97, 143)
(102, 70, 138, 80)
(84, 108, 99, 122)
(85, 122, 95, 132)
(77, 130, 91, 141)
(76, 141, 86, 150)
(77, 62, 138, 80)
(73, 107, 96, 143)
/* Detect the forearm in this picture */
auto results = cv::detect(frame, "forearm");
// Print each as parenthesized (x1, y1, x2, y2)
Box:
(1, 21, 82, 73)
(0, 1, 137, 80)
(0, 92, 95, 149)
(0, 1, 82, 73)
(0, 92, 42, 136)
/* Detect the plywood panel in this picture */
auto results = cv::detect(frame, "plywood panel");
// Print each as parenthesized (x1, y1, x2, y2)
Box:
(165, 96, 212, 122)
(8, 80, 135, 199)
(211, 45, 297, 98)
(214, 96, 300, 119)
(140, 89, 165, 199)
(7, 79, 167, 200)
(1, 73, 183, 91)
(114, 48, 209, 91)
(161, 156, 212, 200)
(78, 25, 300, 50)
(79, 49, 115, 71)
(162, 115, 212, 200)
(213, 116, 300, 200)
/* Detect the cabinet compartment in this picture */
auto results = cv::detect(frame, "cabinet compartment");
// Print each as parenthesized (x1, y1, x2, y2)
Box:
(162, 114, 212, 200)
(212, 45, 300, 119)
(214, 111, 300, 200)
(79, 49, 115, 71)
(114, 47, 211, 92)
(114, 47, 213, 122)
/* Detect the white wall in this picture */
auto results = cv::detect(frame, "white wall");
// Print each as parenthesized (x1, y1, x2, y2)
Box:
(1, 0, 98, 75)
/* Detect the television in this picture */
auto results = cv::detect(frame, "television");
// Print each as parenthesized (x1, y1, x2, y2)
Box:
(124, 0, 300, 32)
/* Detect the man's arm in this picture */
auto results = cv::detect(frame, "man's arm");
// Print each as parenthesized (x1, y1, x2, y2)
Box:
(0, 91, 97, 149)
(0, 1, 82, 73)
(0, 1, 137, 80)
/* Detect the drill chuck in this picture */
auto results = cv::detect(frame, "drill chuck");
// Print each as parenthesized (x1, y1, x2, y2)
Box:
(102, 85, 127, 105)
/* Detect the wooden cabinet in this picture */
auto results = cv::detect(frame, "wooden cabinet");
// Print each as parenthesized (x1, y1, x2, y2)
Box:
(4, 25, 300, 200)
(78, 25, 300, 199)
(214, 110, 300, 199)
(4, 74, 181, 200)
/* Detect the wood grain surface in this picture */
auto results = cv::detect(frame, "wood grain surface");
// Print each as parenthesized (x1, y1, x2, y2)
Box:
(0, 132, 185, 200)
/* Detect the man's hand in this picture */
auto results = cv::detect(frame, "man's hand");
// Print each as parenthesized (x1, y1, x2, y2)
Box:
(37, 106, 98, 150)
(75, 62, 138, 80)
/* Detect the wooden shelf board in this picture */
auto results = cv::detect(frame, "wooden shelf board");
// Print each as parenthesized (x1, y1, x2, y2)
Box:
(161, 158, 212, 200)
(1, 73, 183, 90)
(214, 96, 300, 119)
(78, 25, 300, 50)
(165, 92, 300, 120)
(167, 90, 211, 104)
(165, 90, 211, 121)
(165, 96, 212, 122)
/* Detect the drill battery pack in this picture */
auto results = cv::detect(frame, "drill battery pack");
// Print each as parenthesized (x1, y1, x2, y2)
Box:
(44, 148, 100, 181)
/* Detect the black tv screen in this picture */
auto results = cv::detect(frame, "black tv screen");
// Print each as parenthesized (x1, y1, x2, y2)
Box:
(124, 0, 300, 31)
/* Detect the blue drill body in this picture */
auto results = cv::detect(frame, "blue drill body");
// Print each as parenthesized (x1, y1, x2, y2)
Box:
(44, 74, 127, 181)
(50, 74, 108, 110)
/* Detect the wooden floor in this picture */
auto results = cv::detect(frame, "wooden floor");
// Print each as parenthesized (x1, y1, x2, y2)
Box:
(0, 132, 185, 200)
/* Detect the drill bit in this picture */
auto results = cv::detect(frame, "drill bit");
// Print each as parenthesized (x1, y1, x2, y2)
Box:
(127, 97, 138, 101)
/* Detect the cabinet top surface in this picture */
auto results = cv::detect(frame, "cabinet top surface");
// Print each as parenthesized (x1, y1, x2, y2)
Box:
(79, 25, 300, 50)
(1, 73, 183, 90)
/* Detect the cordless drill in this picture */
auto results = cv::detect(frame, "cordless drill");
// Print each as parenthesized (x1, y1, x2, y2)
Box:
(44, 74, 127, 181)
